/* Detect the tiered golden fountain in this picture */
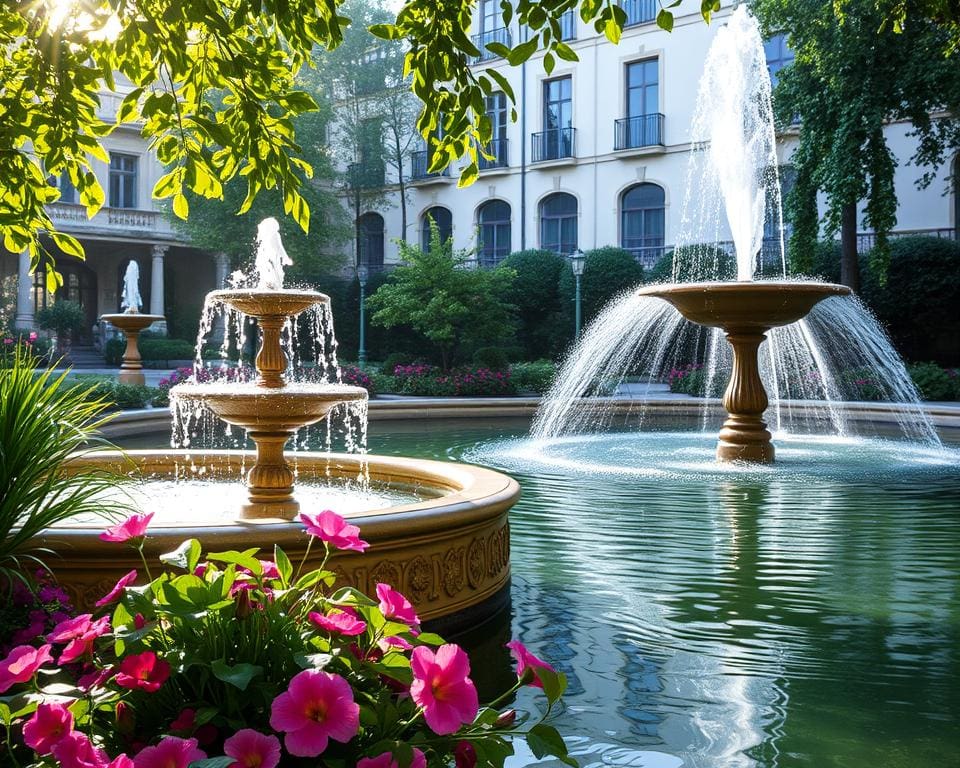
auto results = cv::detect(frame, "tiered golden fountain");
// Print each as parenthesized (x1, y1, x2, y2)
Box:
(638, 281, 850, 463)
(171, 288, 366, 519)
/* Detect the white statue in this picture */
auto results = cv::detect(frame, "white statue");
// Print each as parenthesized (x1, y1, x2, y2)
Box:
(254, 217, 292, 290)
(121, 260, 142, 312)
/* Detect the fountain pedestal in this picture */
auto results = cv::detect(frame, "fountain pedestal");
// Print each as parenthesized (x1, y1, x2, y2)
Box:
(638, 281, 851, 463)
(100, 312, 165, 386)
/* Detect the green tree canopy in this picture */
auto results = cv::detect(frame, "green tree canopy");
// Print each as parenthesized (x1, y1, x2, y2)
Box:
(559, 246, 644, 326)
(367, 224, 516, 369)
(755, 0, 960, 291)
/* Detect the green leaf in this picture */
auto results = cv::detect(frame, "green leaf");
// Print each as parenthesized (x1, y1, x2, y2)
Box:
(161, 539, 202, 572)
(507, 38, 539, 66)
(172, 192, 189, 220)
(414, 632, 446, 646)
(208, 549, 262, 575)
(544, 52, 555, 75)
(153, 169, 181, 200)
(188, 758, 234, 768)
(535, 667, 567, 703)
(210, 660, 263, 691)
(0, 702, 10, 726)
(369, 24, 401, 40)
(657, 9, 674, 33)
(604, 17, 622, 45)
(52, 233, 84, 259)
(485, 42, 511, 59)
(701, 0, 721, 24)
(458, 161, 479, 188)
(274, 545, 292, 586)
(527, 724, 577, 766)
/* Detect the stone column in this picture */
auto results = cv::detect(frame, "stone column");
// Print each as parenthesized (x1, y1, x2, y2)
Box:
(211, 252, 231, 345)
(14, 250, 34, 330)
(149, 244, 168, 335)
(150, 245, 167, 315)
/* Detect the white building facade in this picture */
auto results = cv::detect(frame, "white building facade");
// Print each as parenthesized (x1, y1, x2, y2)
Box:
(347, 1, 959, 271)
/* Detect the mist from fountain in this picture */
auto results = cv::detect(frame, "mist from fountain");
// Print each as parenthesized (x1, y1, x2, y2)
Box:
(531, 5, 942, 454)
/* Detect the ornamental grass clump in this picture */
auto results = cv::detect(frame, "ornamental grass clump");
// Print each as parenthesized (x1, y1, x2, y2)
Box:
(1, 509, 575, 768)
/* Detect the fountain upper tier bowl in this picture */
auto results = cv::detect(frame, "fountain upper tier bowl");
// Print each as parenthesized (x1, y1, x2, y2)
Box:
(637, 281, 851, 331)
(208, 287, 327, 318)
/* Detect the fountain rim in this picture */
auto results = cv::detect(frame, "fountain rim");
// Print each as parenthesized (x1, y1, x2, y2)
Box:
(49, 449, 519, 544)
(100, 312, 166, 326)
(168, 383, 369, 400)
(637, 280, 852, 299)
(207, 287, 329, 304)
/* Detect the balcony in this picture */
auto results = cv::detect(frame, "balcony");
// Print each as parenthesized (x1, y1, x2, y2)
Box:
(46, 202, 183, 243)
(621, 0, 656, 27)
(531, 127, 576, 163)
(472, 27, 512, 63)
(614, 113, 665, 151)
(478, 138, 509, 171)
(347, 162, 385, 189)
(410, 150, 451, 182)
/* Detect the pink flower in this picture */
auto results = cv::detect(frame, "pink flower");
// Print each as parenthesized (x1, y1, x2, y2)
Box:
(51, 731, 110, 768)
(77, 664, 114, 691)
(308, 607, 367, 636)
(23, 702, 74, 754)
(223, 729, 281, 768)
(168, 709, 196, 733)
(376, 583, 419, 629)
(99, 512, 154, 543)
(0, 644, 53, 692)
(133, 736, 205, 768)
(506, 640, 555, 689)
(95, 570, 138, 607)
(379, 635, 413, 652)
(109, 756, 134, 768)
(269, 669, 359, 757)
(455, 740, 477, 768)
(299, 510, 369, 552)
(409, 644, 479, 735)
(358, 748, 426, 768)
(115, 651, 170, 692)
(54, 616, 111, 664)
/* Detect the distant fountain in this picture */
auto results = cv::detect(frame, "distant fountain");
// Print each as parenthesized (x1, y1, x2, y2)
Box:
(532, 5, 940, 462)
(100, 258, 164, 386)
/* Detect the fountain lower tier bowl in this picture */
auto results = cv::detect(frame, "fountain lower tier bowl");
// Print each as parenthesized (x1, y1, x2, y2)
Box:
(638, 281, 852, 463)
(171, 383, 368, 432)
(100, 313, 166, 334)
(40, 450, 518, 631)
(207, 288, 327, 319)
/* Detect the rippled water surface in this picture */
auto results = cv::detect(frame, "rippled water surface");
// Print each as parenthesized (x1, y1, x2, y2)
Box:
(367, 419, 960, 768)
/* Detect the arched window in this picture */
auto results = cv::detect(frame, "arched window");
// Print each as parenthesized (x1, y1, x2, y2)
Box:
(477, 200, 511, 266)
(539, 193, 578, 255)
(420, 206, 452, 251)
(358, 212, 385, 269)
(620, 183, 665, 265)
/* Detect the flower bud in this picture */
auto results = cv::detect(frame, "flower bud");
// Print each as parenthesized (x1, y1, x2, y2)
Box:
(116, 701, 135, 734)
(493, 709, 516, 728)
(235, 588, 252, 619)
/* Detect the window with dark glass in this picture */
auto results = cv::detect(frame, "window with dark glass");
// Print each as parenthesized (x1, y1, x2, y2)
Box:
(421, 206, 453, 250)
(620, 183, 665, 263)
(478, 200, 511, 266)
(764, 34, 795, 90)
(358, 212, 385, 268)
(762, 166, 796, 264)
(537, 77, 573, 160)
(617, 59, 660, 148)
(53, 169, 77, 204)
(480, 0, 498, 34)
(539, 193, 578, 255)
(109, 153, 138, 208)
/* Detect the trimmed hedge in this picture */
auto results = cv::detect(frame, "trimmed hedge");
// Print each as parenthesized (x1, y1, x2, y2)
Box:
(510, 360, 556, 393)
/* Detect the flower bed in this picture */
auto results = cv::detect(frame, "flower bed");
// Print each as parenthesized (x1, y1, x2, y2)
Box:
(1, 511, 574, 768)
(392, 365, 517, 397)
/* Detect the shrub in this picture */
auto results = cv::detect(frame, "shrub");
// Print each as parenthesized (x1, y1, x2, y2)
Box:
(338, 364, 376, 396)
(650, 244, 736, 283)
(908, 362, 960, 401)
(861, 236, 960, 366)
(1, 513, 574, 768)
(394, 364, 516, 396)
(511, 360, 557, 393)
(139, 338, 195, 362)
(35, 300, 84, 338)
(500, 249, 569, 360)
(86, 380, 156, 410)
(103, 337, 125, 365)
(0, 332, 50, 368)
(558, 246, 645, 327)
(472, 346, 510, 371)
(380, 351, 415, 376)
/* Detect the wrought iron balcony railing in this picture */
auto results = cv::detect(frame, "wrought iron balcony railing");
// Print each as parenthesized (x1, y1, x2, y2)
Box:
(471, 27, 512, 63)
(478, 138, 509, 170)
(410, 150, 450, 180)
(614, 113, 665, 150)
(531, 127, 576, 163)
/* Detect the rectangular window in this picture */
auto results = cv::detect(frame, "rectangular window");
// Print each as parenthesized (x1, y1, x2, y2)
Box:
(358, 118, 385, 186)
(52, 169, 77, 204)
(626, 59, 658, 117)
(109, 153, 138, 208)
(543, 77, 572, 132)
(764, 34, 795, 90)
(481, 93, 509, 169)
(480, 0, 499, 34)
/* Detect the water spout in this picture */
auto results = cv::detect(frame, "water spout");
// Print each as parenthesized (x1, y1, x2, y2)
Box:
(255, 217, 293, 290)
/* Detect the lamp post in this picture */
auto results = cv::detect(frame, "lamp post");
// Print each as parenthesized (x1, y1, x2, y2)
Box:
(356, 262, 369, 365)
(569, 248, 586, 339)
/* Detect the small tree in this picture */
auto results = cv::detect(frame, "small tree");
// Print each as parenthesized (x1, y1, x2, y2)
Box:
(367, 223, 517, 370)
(501, 249, 569, 360)
(559, 247, 645, 327)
